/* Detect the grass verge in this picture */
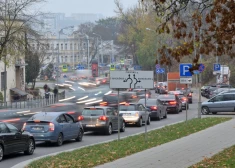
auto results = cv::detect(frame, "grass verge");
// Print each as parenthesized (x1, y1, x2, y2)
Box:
(26, 117, 231, 168)
(190, 145, 235, 168)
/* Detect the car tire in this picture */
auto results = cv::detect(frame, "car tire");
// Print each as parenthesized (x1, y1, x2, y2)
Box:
(105, 124, 112, 135)
(75, 129, 84, 142)
(176, 108, 179, 114)
(212, 112, 217, 115)
(147, 116, 151, 125)
(201, 106, 210, 115)
(163, 112, 167, 119)
(179, 107, 182, 112)
(0, 145, 3, 162)
(120, 121, 125, 132)
(137, 118, 142, 127)
(24, 138, 35, 155)
(157, 112, 161, 121)
(56, 133, 63, 146)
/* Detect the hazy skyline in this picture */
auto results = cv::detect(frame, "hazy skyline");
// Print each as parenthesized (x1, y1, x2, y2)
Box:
(41, 0, 138, 17)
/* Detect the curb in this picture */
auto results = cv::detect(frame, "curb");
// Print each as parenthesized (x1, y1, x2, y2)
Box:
(11, 120, 186, 168)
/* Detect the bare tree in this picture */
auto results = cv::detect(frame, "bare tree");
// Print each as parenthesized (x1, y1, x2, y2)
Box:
(0, 0, 45, 61)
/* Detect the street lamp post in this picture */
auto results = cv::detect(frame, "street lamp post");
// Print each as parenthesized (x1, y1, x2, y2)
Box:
(84, 34, 90, 70)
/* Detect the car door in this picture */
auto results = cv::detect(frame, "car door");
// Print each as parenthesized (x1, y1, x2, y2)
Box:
(107, 108, 118, 130)
(0, 123, 18, 154)
(221, 94, 235, 112)
(6, 123, 26, 151)
(175, 95, 182, 110)
(138, 104, 147, 122)
(64, 114, 78, 138)
(209, 95, 225, 112)
(156, 100, 164, 118)
(57, 114, 70, 140)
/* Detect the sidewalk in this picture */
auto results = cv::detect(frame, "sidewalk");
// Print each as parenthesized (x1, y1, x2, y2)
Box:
(95, 118, 235, 168)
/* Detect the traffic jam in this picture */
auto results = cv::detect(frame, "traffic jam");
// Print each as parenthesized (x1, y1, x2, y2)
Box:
(0, 76, 193, 161)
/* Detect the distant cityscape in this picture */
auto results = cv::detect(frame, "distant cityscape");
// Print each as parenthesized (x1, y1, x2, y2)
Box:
(36, 13, 104, 34)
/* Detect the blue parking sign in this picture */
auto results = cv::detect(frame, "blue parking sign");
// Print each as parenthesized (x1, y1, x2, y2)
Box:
(213, 63, 220, 71)
(179, 63, 192, 77)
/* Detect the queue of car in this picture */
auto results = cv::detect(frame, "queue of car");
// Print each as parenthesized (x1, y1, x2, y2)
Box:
(0, 85, 193, 161)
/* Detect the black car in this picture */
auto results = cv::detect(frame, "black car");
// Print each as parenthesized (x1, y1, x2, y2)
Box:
(132, 89, 151, 99)
(177, 94, 189, 110)
(157, 94, 182, 114)
(0, 122, 35, 161)
(100, 93, 128, 107)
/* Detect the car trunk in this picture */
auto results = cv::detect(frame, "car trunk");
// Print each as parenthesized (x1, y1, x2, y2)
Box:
(25, 121, 51, 133)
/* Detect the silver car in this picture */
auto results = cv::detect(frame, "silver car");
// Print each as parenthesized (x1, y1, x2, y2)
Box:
(201, 92, 235, 114)
(119, 103, 150, 127)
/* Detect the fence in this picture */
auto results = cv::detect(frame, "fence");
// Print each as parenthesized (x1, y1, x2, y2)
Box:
(0, 91, 65, 109)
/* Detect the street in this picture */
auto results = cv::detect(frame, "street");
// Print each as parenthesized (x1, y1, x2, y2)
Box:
(3, 89, 212, 168)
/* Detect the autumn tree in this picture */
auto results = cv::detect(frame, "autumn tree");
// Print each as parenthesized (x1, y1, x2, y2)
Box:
(141, 0, 235, 73)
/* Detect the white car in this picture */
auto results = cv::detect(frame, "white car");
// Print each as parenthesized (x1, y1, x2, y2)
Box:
(119, 103, 150, 127)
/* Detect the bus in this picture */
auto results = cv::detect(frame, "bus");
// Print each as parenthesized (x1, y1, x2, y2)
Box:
(62, 64, 68, 72)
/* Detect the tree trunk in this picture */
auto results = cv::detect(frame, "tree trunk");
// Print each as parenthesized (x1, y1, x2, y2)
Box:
(32, 79, 36, 89)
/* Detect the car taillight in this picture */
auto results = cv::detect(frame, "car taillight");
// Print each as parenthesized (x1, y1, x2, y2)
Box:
(132, 95, 137, 98)
(189, 93, 192, 96)
(99, 116, 107, 121)
(182, 98, 187, 101)
(49, 122, 55, 132)
(100, 101, 107, 106)
(146, 94, 149, 97)
(150, 106, 157, 110)
(22, 123, 26, 130)
(78, 115, 84, 121)
(67, 111, 75, 114)
(102, 80, 106, 83)
(169, 101, 177, 105)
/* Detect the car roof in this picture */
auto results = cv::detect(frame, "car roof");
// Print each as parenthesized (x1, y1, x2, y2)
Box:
(84, 106, 111, 109)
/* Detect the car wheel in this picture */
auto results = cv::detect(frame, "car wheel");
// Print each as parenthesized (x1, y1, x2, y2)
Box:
(105, 124, 112, 135)
(24, 138, 35, 155)
(56, 133, 63, 146)
(0, 145, 3, 162)
(179, 106, 182, 112)
(201, 106, 210, 115)
(163, 112, 167, 119)
(212, 112, 217, 115)
(147, 116, 151, 125)
(157, 112, 161, 121)
(176, 108, 179, 114)
(120, 121, 125, 132)
(75, 129, 84, 142)
(137, 118, 142, 127)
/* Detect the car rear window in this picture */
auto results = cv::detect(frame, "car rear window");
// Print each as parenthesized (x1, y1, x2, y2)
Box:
(82, 109, 104, 116)
(158, 95, 175, 100)
(134, 90, 145, 95)
(28, 113, 54, 121)
(138, 99, 156, 105)
(119, 105, 136, 111)
(103, 95, 118, 101)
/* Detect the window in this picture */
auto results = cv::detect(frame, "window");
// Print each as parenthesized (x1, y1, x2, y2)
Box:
(106, 108, 115, 116)
(0, 123, 9, 133)
(223, 94, 235, 101)
(51, 44, 54, 50)
(213, 95, 224, 102)
(82, 109, 104, 116)
(74, 56, 77, 62)
(61, 44, 63, 50)
(70, 43, 72, 50)
(65, 114, 74, 123)
(74, 43, 77, 50)
(70, 56, 73, 62)
(59, 115, 67, 123)
(61, 56, 64, 63)
(6, 123, 18, 133)
(119, 105, 135, 111)
(65, 43, 67, 50)
(56, 43, 59, 49)
(65, 56, 67, 62)
(1, 72, 6, 91)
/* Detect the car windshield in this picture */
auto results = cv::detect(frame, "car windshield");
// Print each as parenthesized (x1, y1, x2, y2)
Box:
(103, 95, 118, 101)
(119, 105, 136, 111)
(82, 109, 104, 116)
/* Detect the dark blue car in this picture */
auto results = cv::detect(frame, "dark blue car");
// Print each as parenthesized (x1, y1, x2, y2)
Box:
(23, 112, 83, 146)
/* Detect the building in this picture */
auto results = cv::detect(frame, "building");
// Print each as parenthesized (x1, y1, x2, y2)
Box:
(29, 31, 96, 68)
(0, 56, 27, 102)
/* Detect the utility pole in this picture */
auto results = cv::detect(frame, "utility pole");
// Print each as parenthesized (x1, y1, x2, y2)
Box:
(111, 40, 114, 64)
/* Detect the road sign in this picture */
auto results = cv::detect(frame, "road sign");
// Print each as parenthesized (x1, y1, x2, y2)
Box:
(134, 65, 142, 70)
(198, 63, 205, 72)
(77, 65, 84, 70)
(156, 64, 160, 69)
(156, 68, 165, 74)
(110, 71, 154, 89)
(110, 64, 115, 71)
(213, 63, 221, 71)
(180, 77, 193, 84)
(179, 63, 192, 77)
(193, 70, 200, 74)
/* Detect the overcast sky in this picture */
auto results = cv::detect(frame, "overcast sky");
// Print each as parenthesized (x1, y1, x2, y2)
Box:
(41, 0, 138, 17)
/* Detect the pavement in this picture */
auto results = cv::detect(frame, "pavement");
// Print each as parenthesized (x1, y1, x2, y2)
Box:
(95, 118, 235, 168)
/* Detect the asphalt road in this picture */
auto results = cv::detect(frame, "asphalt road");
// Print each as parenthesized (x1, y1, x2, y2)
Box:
(2, 88, 213, 168)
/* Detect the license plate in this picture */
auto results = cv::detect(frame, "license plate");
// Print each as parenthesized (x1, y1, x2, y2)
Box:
(86, 125, 95, 127)
(123, 113, 131, 116)
(32, 127, 43, 130)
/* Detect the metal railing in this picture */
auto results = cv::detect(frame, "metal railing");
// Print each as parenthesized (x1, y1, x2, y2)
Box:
(0, 91, 65, 109)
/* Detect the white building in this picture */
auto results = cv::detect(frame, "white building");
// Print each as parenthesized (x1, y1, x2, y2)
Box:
(0, 56, 27, 102)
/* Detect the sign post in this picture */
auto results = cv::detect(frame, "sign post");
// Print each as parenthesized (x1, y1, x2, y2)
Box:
(110, 70, 154, 142)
